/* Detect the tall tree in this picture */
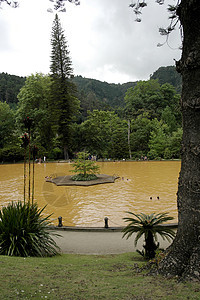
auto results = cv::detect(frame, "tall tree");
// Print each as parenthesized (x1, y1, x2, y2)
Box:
(130, 113, 152, 157)
(130, 0, 200, 280)
(16, 73, 53, 154)
(0, 101, 16, 148)
(50, 13, 80, 160)
(124, 79, 180, 120)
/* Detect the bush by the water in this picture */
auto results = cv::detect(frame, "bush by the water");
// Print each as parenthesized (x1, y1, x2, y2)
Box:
(0, 201, 60, 257)
(71, 174, 98, 181)
(0, 145, 24, 162)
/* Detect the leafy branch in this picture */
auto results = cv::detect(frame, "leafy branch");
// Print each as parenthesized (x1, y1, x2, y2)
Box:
(0, 0, 80, 11)
(48, 0, 80, 13)
(129, 0, 182, 48)
(0, 0, 19, 8)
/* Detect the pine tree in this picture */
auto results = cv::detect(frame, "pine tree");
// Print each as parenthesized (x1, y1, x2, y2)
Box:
(50, 13, 79, 160)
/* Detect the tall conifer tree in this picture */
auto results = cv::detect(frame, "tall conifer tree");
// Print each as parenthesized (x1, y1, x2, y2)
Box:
(50, 13, 79, 160)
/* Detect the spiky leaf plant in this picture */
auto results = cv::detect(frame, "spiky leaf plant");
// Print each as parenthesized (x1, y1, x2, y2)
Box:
(0, 201, 60, 257)
(122, 212, 176, 259)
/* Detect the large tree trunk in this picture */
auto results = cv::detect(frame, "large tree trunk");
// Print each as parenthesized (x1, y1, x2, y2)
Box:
(158, 0, 200, 280)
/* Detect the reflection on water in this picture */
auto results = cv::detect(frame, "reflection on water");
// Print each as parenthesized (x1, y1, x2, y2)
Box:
(0, 161, 180, 226)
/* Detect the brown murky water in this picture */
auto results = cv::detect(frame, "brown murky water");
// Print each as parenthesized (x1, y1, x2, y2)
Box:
(0, 161, 180, 227)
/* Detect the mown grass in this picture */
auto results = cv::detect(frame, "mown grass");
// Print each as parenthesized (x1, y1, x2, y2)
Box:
(0, 252, 200, 299)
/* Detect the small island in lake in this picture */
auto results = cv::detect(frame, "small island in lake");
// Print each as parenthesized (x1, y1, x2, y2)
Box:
(46, 151, 119, 186)
(46, 174, 119, 186)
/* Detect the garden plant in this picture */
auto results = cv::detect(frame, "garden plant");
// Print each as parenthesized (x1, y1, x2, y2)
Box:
(122, 212, 176, 259)
(0, 201, 60, 257)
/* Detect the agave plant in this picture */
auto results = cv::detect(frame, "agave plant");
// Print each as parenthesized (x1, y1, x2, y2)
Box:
(122, 212, 176, 259)
(0, 201, 60, 257)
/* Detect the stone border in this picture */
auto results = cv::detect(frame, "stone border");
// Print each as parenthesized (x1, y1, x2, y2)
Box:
(48, 223, 178, 232)
(46, 174, 119, 186)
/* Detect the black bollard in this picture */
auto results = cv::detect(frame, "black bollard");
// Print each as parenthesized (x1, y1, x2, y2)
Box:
(104, 217, 109, 228)
(58, 216, 63, 227)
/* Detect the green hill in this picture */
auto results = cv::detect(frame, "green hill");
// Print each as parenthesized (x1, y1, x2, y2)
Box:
(150, 66, 182, 93)
(0, 66, 181, 112)
(0, 72, 26, 108)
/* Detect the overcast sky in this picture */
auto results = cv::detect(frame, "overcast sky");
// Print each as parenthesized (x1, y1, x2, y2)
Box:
(0, 0, 181, 84)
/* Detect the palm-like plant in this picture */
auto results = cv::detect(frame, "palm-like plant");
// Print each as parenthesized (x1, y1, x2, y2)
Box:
(122, 212, 176, 259)
(0, 201, 60, 257)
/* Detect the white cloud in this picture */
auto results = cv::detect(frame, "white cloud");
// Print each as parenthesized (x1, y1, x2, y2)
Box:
(0, 0, 181, 83)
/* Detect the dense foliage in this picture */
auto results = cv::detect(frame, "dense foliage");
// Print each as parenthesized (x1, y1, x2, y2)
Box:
(0, 201, 60, 257)
(0, 65, 181, 112)
(0, 73, 25, 108)
(17, 74, 53, 157)
(0, 66, 182, 162)
(73, 76, 136, 117)
(150, 66, 182, 94)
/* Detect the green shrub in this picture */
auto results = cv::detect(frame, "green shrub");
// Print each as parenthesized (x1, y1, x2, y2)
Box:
(71, 174, 98, 181)
(49, 147, 63, 160)
(0, 201, 60, 257)
(0, 145, 24, 162)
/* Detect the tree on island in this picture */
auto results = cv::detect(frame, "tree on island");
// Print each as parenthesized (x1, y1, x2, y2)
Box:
(49, 14, 80, 160)
(70, 151, 100, 181)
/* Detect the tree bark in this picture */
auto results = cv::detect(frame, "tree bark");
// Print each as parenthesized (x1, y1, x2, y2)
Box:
(144, 232, 158, 259)
(158, 0, 200, 280)
(128, 119, 132, 159)
(64, 144, 69, 160)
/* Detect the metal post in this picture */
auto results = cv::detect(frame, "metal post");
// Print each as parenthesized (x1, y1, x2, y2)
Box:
(58, 216, 63, 227)
(104, 217, 109, 228)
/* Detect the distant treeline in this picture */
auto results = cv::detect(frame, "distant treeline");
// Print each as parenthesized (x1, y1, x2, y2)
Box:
(0, 66, 182, 162)
(0, 66, 181, 111)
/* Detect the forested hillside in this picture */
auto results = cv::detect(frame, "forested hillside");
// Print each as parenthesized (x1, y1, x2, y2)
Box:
(0, 65, 181, 111)
(0, 66, 182, 162)
(73, 76, 136, 109)
(0, 73, 26, 107)
(73, 65, 181, 115)
(150, 66, 182, 93)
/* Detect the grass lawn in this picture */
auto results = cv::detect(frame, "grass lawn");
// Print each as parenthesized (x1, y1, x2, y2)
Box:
(0, 252, 200, 299)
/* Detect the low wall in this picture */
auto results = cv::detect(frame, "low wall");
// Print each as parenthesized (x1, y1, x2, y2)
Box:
(49, 224, 178, 255)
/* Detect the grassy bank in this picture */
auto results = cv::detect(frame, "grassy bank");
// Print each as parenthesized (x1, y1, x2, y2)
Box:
(0, 253, 199, 299)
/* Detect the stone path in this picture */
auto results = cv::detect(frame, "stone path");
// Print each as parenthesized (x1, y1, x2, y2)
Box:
(51, 227, 174, 255)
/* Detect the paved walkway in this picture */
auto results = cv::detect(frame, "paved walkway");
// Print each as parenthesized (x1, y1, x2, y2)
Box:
(51, 227, 174, 255)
